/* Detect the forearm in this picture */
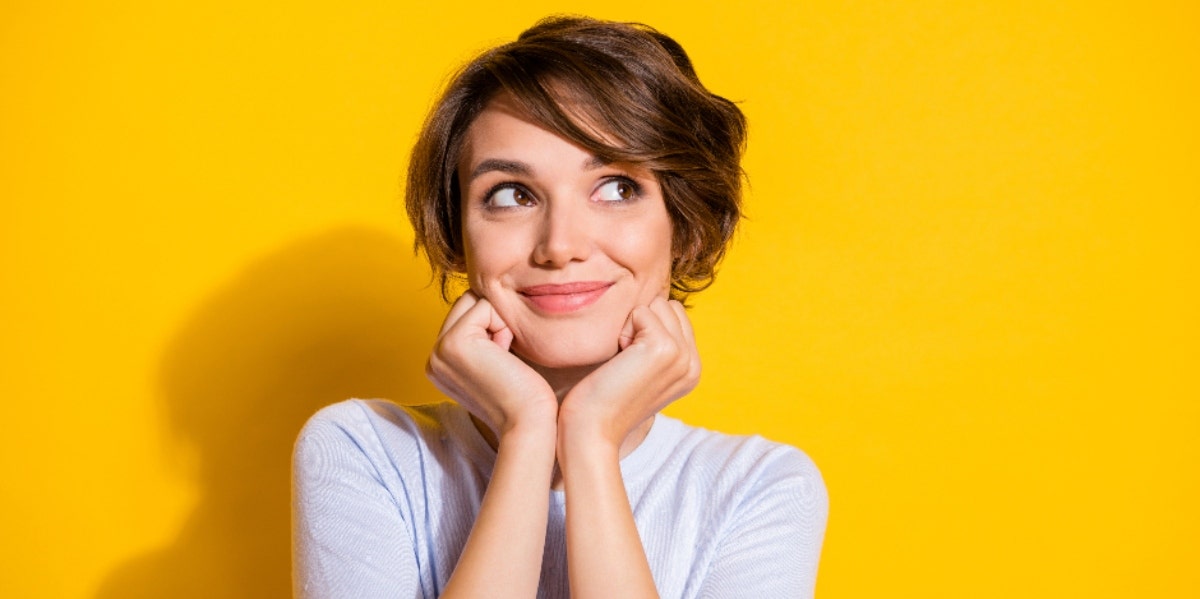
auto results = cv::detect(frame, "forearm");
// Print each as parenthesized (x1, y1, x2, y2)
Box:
(560, 429, 659, 599)
(441, 424, 556, 599)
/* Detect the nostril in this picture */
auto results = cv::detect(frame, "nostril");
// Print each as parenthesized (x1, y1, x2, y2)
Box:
(533, 217, 591, 266)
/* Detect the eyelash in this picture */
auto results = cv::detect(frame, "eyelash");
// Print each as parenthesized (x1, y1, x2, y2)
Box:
(481, 176, 643, 209)
(481, 183, 535, 209)
(596, 177, 643, 203)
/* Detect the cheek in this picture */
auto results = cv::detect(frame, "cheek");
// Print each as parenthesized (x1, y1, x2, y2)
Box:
(462, 245, 489, 289)
(462, 222, 527, 299)
(465, 254, 504, 298)
(620, 216, 674, 290)
(597, 239, 671, 308)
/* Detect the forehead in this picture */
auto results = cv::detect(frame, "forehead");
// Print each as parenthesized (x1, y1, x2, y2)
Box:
(463, 89, 639, 161)
(457, 94, 609, 183)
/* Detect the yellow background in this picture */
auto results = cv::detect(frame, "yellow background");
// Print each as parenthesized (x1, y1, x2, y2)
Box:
(2, 1, 1197, 597)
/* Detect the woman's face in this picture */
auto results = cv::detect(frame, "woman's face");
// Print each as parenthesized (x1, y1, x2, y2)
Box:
(458, 94, 673, 369)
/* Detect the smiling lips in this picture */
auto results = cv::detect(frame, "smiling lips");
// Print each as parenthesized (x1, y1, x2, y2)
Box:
(518, 281, 613, 313)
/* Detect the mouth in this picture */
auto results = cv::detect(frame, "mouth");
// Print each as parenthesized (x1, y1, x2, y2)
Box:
(518, 281, 614, 314)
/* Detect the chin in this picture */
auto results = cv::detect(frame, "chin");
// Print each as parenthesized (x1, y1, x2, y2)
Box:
(509, 324, 622, 370)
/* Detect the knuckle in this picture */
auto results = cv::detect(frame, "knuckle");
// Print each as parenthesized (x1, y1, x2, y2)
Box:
(646, 341, 675, 362)
(437, 335, 468, 364)
(425, 355, 449, 383)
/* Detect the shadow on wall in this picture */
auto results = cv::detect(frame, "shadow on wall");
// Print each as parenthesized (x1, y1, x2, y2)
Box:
(96, 226, 448, 598)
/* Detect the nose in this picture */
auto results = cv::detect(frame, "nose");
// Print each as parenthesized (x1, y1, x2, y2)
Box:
(531, 200, 591, 267)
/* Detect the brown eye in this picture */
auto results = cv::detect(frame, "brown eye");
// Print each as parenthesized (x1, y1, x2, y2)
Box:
(489, 186, 535, 207)
(596, 179, 638, 202)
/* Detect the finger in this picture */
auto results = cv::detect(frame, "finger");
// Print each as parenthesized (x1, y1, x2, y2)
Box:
(667, 299, 696, 346)
(625, 304, 672, 347)
(475, 299, 515, 350)
(475, 298, 513, 338)
(447, 296, 507, 340)
(438, 290, 480, 337)
(621, 298, 676, 351)
(631, 302, 695, 385)
(648, 297, 684, 341)
(669, 299, 701, 383)
(618, 308, 637, 351)
(491, 326, 514, 351)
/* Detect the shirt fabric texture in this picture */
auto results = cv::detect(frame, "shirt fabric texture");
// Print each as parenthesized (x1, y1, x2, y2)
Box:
(293, 399, 828, 598)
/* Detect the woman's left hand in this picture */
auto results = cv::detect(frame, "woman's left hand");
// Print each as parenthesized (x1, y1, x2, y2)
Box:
(558, 297, 700, 449)
(556, 297, 696, 598)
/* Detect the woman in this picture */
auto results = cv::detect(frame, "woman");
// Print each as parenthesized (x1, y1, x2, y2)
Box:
(294, 16, 828, 598)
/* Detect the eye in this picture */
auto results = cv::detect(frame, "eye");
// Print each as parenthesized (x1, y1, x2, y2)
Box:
(486, 185, 535, 208)
(595, 178, 640, 202)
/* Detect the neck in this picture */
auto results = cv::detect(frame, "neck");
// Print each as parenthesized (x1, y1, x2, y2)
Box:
(523, 357, 600, 403)
(467, 357, 601, 453)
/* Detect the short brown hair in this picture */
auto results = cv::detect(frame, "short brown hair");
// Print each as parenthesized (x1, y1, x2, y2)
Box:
(406, 15, 747, 300)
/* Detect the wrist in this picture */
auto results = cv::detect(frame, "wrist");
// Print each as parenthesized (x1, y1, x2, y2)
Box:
(468, 403, 556, 453)
(556, 417, 621, 462)
(559, 411, 657, 464)
(499, 411, 557, 446)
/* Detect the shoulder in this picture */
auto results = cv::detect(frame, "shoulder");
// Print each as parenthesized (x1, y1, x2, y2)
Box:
(659, 416, 825, 486)
(293, 399, 486, 478)
(293, 400, 460, 596)
(658, 420, 829, 597)
(296, 398, 468, 443)
(295, 399, 417, 455)
(630, 416, 828, 596)
(654, 416, 828, 515)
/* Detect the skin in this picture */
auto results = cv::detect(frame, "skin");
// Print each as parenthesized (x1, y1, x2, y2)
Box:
(424, 93, 701, 598)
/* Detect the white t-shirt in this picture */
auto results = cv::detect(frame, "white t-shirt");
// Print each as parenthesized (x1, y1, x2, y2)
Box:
(293, 399, 828, 598)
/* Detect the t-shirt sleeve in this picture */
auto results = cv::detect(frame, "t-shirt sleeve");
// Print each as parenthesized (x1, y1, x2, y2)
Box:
(697, 447, 829, 599)
(292, 402, 422, 599)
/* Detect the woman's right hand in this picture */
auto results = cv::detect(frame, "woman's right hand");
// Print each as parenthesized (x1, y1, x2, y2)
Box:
(426, 291, 558, 440)
(427, 292, 559, 599)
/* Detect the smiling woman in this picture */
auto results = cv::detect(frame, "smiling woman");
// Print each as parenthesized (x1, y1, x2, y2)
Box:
(460, 93, 674, 369)
(292, 16, 828, 599)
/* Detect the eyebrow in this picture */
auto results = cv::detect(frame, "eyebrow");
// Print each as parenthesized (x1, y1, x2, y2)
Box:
(468, 159, 530, 182)
(467, 155, 611, 182)
(581, 155, 609, 170)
